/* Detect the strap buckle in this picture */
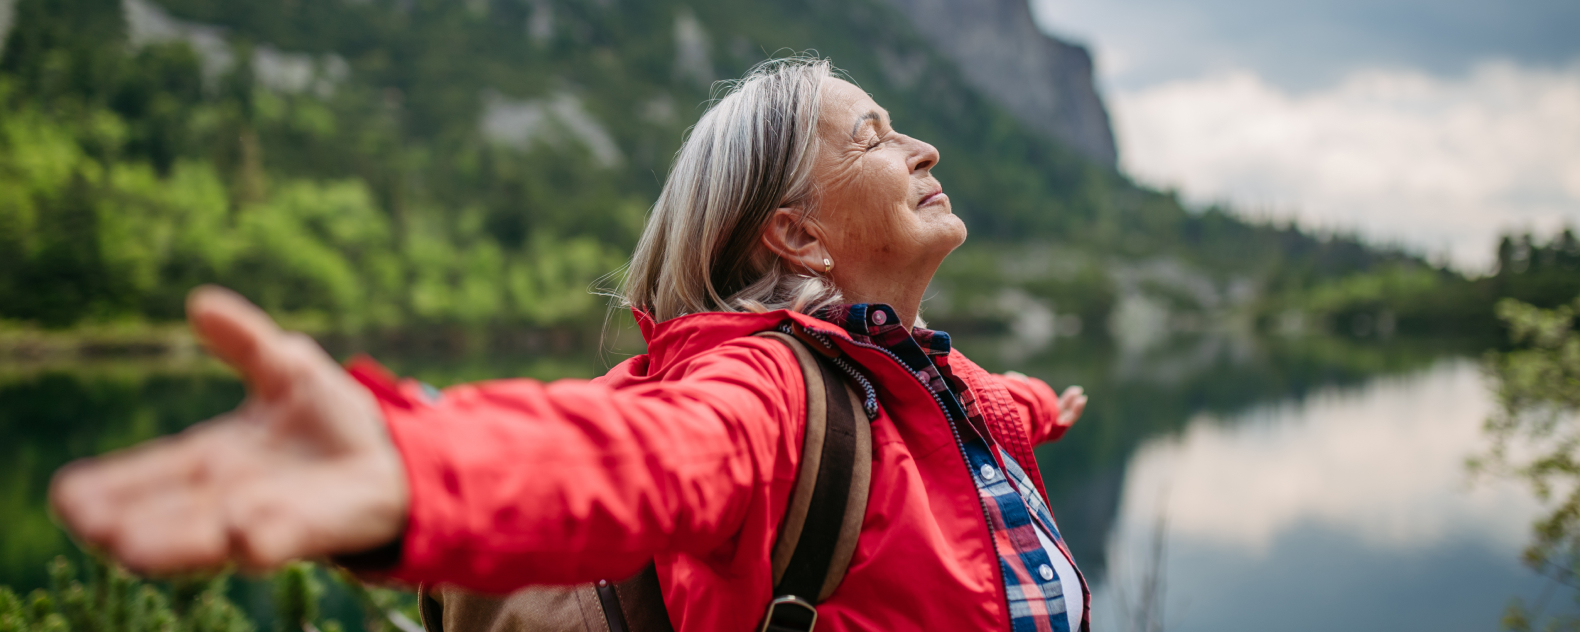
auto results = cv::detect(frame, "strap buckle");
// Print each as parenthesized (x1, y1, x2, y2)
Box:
(758, 595, 818, 632)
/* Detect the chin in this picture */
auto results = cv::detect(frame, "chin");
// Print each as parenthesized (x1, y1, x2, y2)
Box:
(946, 224, 968, 251)
(939, 209, 966, 234)
(930, 215, 969, 252)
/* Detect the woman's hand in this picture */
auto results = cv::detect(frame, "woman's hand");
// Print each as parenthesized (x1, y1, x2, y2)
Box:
(49, 286, 409, 574)
(1058, 386, 1087, 427)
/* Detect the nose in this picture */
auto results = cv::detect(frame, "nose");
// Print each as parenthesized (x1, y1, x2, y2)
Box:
(907, 135, 940, 173)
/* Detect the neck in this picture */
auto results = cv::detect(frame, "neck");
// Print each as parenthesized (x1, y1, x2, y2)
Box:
(834, 276, 929, 331)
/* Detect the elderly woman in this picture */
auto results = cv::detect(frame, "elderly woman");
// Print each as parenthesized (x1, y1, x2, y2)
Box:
(50, 58, 1090, 631)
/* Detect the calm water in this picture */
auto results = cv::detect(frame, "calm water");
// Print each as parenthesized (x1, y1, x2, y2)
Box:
(1083, 360, 1547, 631)
(0, 331, 1558, 629)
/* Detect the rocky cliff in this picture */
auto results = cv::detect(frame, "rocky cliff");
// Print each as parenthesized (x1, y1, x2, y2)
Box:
(877, 0, 1117, 166)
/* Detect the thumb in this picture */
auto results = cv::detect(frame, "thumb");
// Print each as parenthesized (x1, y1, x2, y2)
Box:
(187, 286, 293, 398)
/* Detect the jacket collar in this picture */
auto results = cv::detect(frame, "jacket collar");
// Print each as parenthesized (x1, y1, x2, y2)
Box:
(632, 308, 851, 375)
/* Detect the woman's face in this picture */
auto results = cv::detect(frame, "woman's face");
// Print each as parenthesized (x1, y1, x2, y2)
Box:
(807, 78, 966, 301)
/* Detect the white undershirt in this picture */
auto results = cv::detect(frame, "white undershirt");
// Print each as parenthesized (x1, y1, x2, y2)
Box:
(1034, 523, 1084, 630)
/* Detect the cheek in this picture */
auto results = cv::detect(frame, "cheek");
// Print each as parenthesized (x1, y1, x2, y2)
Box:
(819, 153, 915, 256)
(823, 204, 893, 262)
(859, 154, 912, 206)
(853, 183, 911, 246)
(847, 157, 912, 225)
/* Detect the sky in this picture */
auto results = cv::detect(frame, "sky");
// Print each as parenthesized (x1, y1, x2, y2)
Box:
(1029, 0, 1580, 271)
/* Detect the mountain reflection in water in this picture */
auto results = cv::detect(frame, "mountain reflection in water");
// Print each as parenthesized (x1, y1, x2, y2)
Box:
(0, 332, 1551, 629)
(1089, 359, 1545, 631)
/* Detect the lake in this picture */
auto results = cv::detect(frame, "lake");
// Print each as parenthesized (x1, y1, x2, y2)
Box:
(0, 329, 1558, 630)
(1082, 359, 1547, 631)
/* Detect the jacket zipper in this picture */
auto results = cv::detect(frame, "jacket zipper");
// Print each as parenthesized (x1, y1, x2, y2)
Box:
(792, 323, 1015, 629)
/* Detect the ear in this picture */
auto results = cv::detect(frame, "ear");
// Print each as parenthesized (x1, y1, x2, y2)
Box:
(760, 207, 827, 273)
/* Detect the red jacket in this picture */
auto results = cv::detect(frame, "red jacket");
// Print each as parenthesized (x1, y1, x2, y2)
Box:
(351, 309, 1080, 631)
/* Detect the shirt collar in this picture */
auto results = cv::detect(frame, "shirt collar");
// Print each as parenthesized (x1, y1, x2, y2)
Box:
(814, 303, 952, 358)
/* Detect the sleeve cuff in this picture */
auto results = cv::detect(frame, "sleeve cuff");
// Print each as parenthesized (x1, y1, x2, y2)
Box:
(331, 533, 406, 572)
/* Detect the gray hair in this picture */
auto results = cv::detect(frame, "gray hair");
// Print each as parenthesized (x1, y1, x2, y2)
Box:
(619, 56, 843, 322)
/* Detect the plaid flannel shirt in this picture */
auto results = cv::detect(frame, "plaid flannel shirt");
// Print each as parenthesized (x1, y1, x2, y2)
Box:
(817, 304, 1087, 632)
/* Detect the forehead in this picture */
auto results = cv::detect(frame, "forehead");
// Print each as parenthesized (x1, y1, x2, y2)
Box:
(819, 78, 885, 126)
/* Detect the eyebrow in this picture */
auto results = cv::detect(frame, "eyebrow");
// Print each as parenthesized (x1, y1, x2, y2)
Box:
(850, 111, 883, 139)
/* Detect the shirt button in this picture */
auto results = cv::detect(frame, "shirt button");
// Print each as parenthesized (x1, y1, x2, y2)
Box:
(871, 310, 888, 325)
(979, 464, 997, 480)
(1039, 564, 1055, 581)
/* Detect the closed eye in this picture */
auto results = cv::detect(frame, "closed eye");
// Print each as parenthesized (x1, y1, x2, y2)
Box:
(850, 110, 890, 151)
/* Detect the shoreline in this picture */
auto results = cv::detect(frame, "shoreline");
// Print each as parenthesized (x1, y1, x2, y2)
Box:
(0, 319, 647, 363)
(0, 324, 204, 361)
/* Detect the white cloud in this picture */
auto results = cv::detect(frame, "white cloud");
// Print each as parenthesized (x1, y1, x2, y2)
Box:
(1031, 0, 1580, 93)
(1109, 360, 1541, 557)
(1110, 62, 1580, 271)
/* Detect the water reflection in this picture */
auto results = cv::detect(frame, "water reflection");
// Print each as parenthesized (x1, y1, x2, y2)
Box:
(0, 360, 245, 592)
(1092, 360, 1547, 631)
(0, 333, 1545, 630)
(992, 333, 1464, 585)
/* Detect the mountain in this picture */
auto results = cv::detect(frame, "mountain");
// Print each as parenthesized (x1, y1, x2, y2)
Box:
(0, 0, 1474, 342)
(878, 0, 1117, 166)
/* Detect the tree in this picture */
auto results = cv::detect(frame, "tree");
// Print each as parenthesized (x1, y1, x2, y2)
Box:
(1476, 296, 1580, 629)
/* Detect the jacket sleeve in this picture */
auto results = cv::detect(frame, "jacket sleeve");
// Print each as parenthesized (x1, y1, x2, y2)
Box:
(348, 339, 805, 593)
(995, 372, 1071, 446)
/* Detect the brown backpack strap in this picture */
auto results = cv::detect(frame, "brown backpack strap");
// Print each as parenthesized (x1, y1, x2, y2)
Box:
(751, 330, 872, 631)
(605, 565, 669, 632)
(593, 331, 869, 632)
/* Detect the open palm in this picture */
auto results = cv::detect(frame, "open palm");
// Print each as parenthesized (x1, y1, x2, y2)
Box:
(50, 287, 409, 574)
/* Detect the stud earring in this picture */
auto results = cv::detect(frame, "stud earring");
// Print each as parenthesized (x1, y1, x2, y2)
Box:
(823, 258, 833, 273)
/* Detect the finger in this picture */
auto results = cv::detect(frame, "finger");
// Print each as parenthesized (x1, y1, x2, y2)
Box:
(51, 413, 275, 554)
(1059, 385, 1084, 402)
(1061, 395, 1088, 425)
(224, 472, 309, 571)
(111, 485, 230, 574)
(225, 459, 406, 571)
(50, 419, 236, 544)
(187, 286, 293, 398)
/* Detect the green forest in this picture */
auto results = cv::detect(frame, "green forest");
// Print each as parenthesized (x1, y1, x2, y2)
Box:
(0, 0, 1575, 343)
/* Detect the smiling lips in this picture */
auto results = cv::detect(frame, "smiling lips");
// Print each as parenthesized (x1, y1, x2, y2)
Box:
(918, 188, 945, 208)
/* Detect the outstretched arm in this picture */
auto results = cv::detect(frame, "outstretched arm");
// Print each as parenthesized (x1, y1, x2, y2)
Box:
(358, 336, 803, 591)
(998, 371, 1087, 446)
(50, 286, 409, 573)
(50, 287, 804, 592)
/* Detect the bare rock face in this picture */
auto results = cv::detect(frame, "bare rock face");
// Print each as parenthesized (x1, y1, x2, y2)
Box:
(878, 0, 1117, 166)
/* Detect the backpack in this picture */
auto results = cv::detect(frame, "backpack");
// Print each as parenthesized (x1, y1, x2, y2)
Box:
(417, 327, 872, 632)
